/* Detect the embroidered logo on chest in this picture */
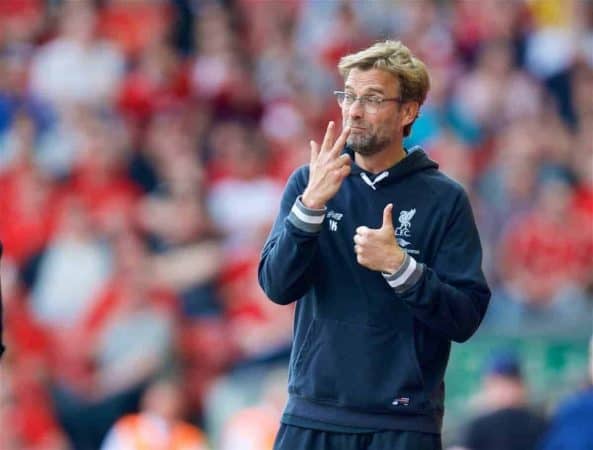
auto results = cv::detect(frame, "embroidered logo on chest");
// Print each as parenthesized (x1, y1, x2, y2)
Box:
(395, 209, 416, 238)
(327, 210, 343, 232)
(395, 209, 420, 254)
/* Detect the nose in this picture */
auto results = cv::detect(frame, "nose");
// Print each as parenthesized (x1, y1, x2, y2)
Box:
(347, 98, 364, 121)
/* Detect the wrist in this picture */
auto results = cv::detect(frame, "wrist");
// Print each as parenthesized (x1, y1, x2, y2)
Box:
(302, 191, 325, 210)
(383, 249, 406, 275)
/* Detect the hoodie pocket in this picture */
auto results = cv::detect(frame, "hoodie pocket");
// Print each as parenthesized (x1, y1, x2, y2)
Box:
(290, 318, 428, 413)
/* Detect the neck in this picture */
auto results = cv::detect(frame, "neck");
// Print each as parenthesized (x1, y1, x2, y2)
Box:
(355, 143, 406, 174)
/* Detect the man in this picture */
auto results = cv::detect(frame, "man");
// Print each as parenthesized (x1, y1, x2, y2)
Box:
(258, 40, 490, 450)
(101, 378, 209, 450)
(459, 352, 547, 450)
(538, 334, 593, 450)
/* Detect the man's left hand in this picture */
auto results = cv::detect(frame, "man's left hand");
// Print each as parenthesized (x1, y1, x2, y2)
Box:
(353, 203, 406, 273)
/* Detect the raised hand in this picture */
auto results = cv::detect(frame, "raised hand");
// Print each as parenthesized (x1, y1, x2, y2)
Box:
(302, 122, 351, 209)
(353, 203, 406, 273)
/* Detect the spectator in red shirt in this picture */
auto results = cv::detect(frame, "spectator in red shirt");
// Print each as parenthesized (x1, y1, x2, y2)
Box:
(489, 175, 592, 331)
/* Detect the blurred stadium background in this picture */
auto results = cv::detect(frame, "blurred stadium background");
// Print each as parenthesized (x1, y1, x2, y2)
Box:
(0, 0, 591, 449)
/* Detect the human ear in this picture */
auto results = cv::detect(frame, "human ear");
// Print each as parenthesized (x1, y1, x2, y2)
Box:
(401, 102, 419, 128)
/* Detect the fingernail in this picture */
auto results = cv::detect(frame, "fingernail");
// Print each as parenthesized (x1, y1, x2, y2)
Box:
(329, 121, 334, 128)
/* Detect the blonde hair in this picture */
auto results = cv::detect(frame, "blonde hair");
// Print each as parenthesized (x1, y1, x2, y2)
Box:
(338, 40, 430, 136)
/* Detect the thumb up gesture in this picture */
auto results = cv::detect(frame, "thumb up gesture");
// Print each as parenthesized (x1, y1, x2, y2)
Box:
(353, 204, 406, 273)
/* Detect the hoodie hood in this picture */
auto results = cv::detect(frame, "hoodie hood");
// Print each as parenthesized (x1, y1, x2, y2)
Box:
(345, 145, 439, 189)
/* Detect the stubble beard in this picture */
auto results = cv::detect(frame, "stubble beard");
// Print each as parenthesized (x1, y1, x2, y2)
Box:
(346, 127, 393, 156)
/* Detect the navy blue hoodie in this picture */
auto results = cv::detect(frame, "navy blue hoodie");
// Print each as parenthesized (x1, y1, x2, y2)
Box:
(258, 147, 490, 433)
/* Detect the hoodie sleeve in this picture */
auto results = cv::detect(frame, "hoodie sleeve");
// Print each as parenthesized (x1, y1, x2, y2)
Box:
(258, 167, 325, 305)
(382, 189, 490, 343)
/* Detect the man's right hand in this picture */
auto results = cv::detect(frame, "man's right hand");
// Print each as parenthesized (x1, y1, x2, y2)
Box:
(302, 122, 351, 209)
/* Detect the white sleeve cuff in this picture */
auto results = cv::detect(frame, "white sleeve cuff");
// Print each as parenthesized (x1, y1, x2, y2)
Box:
(287, 196, 327, 233)
(382, 252, 424, 293)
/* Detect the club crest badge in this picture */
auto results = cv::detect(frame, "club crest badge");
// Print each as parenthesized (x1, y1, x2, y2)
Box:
(395, 209, 416, 238)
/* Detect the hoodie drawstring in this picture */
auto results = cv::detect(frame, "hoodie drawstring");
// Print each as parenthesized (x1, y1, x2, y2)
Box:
(360, 171, 389, 190)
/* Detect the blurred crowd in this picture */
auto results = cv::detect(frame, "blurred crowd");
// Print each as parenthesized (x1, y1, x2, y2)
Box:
(0, 0, 591, 449)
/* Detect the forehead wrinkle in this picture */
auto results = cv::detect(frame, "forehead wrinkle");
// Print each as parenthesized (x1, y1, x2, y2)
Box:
(344, 85, 386, 95)
(344, 69, 399, 97)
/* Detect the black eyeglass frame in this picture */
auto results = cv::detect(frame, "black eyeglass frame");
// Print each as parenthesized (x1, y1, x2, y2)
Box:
(333, 90, 404, 113)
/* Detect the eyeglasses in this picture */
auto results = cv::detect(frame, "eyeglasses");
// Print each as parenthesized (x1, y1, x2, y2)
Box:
(334, 91, 402, 114)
